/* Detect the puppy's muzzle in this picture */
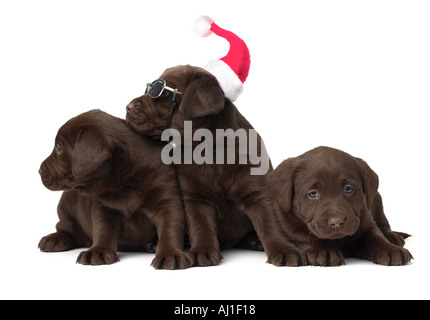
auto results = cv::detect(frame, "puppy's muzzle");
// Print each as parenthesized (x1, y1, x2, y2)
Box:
(39, 162, 54, 189)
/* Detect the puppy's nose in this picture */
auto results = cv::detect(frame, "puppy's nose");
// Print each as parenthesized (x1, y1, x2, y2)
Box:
(328, 217, 345, 229)
(126, 103, 134, 113)
(39, 164, 46, 175)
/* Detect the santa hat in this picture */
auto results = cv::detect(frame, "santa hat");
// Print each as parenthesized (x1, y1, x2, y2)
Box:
(194, 16, 251, 102)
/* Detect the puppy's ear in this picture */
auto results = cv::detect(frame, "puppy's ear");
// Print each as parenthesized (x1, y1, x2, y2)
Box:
(267, 158, 298, 212)
(178, 72, 225, 119)
(355, 157, 379, 209)
(72, 128, 111, 178)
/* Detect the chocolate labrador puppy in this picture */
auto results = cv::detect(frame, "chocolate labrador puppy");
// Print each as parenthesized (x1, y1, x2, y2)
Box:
(126, 65, 306, 267)
(38, 110, 191, 269)
(268, 146, 412, 266)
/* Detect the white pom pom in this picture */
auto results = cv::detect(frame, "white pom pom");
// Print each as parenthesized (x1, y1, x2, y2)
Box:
(194, 15, 214, 37)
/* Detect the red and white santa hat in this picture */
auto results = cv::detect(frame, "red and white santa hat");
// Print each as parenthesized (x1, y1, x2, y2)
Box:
(194, 16, 251, 102)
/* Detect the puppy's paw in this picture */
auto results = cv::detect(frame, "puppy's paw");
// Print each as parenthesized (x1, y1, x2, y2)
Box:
(267, 247, 307, 267)
(151, 251, 193, 270)
(186, 246, 223, 267)
(76, 248, 119, 266)
(306, 248, 345, 267)
(38, 232, 74, 252)
(373, 246, 413, 266)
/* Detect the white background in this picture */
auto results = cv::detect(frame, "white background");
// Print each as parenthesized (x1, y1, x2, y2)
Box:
(1, 0, 429, 300)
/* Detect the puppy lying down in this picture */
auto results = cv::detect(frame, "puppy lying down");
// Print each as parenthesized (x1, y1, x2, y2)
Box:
(38, 110, 191, 269)
(268, 146, 412, 266)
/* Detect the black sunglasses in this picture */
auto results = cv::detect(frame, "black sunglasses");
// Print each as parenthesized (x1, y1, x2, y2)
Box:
(146, 79, 182, 98)
(145, 79, 183, 129)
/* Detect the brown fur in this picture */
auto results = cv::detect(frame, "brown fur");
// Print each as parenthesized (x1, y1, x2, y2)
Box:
(38, 110, 192, 269)
(268, 146, 413, 266)
(126, 65, 306, 266)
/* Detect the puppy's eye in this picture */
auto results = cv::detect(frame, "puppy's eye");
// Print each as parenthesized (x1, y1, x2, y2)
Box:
(55, 144, 63, 156)
(344, 186, 354, 194)
(308, 191, 319, 199)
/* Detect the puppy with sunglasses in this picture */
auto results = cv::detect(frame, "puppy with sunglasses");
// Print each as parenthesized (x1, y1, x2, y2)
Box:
(126, 65, 306, 267)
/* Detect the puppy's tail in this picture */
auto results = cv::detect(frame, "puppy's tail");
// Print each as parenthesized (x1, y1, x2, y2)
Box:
(395, 231, 411, 239)
(384, 230, 411, 248)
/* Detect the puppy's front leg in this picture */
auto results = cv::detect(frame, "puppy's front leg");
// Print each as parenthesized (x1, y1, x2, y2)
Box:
(355, 227, 413, 266)
(148, 204, 193, 270)
(184, 200, 223, 267)
(244, 200, 307, 267)
(76, 206, 120, 265)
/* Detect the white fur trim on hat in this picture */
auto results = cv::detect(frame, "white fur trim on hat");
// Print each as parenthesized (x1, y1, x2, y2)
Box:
(204, 59, 244, 102)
